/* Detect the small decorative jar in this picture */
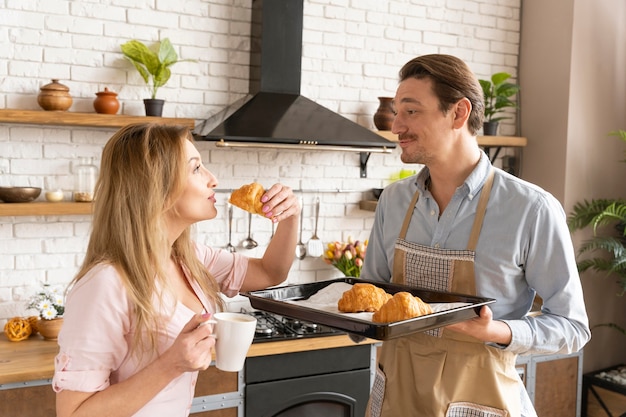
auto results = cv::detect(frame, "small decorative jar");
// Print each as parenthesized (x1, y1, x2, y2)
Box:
(373, 96, 394, 130)
(37, 79, 73, 111)
(93, 87, 120, 114)
(74, 157, 98, 202)
(45, 189, 64, 202)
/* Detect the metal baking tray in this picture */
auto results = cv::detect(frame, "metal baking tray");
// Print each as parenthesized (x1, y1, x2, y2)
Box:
(242, 278, 496, 341)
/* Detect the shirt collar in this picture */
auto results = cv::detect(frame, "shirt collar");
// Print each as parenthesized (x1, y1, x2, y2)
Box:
(464, 150, 492, 200)
(414, 150, 493, 200)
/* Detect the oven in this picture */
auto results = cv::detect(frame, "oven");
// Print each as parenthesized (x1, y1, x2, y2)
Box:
(242, 310, 374, 417)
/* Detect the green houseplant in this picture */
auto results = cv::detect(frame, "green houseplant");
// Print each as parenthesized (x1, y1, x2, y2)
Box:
(120, 38, 194, 116)
(567, 129, 626, 335)
(478, 72, 520, 136)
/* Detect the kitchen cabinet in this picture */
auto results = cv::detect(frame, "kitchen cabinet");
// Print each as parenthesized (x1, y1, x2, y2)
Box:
(516, 351, 584, 417)
(0, 379, 55, 417)
(192, 367, 241, 416)
(0, 333, 377, 417)
(0, 109, 195, 217)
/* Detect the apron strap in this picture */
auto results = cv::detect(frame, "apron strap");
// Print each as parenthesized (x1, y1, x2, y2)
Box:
(398, 189, 421, 240)
(466, 167, 495, 251)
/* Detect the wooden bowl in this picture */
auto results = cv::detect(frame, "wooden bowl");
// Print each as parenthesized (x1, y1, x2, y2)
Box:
(0, 187, 42, 203)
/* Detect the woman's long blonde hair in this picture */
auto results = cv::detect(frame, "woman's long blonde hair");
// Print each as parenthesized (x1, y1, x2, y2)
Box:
(71, 123, 224, 355)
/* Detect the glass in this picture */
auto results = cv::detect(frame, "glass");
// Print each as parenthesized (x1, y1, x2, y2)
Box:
(73, 157, 98, 202)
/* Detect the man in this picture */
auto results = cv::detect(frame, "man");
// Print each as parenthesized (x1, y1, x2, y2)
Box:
(361, 54, 590, 417)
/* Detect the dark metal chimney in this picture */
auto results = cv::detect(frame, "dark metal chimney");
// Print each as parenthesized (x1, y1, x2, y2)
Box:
(193, 0, 395, 153)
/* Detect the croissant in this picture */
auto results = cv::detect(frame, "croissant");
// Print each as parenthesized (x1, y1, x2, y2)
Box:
(337, 283, 392, 313)
(372, 291, 433, 323)
(229, 182, 265, 215)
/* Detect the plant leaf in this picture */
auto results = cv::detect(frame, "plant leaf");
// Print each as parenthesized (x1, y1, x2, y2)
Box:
(491, 72, 512, 85)
(158, 38, 178, 66)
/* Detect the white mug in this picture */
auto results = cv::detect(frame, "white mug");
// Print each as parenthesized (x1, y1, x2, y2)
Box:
(211, 312, 257, 372)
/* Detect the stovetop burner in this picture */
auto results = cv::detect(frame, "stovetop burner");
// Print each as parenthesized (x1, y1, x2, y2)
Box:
(242, 309, 344, 343)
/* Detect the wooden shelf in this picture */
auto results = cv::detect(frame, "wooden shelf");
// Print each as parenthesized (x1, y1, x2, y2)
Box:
(0, 109, 195, 129)
(362, 133, 528, 212)
(375, 130, 527, 147)
(0, 109, 195, 217)
(0, 202, 93, 216)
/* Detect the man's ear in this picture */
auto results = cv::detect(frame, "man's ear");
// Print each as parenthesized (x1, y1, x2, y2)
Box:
(452, 97, 471, 129)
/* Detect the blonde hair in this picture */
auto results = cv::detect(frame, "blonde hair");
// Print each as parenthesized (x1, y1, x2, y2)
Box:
(71, 123, 224, 355)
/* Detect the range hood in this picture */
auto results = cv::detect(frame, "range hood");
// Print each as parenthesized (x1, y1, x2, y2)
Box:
(193, 0, 396, 156)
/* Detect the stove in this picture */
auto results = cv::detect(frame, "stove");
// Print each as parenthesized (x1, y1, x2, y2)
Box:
(241, 309, 344, 343)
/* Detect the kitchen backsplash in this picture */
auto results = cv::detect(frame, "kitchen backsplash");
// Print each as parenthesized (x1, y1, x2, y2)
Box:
(0, 0, 521, 322)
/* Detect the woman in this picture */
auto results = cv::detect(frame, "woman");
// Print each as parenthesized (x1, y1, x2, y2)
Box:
(53, 123, 300, 417)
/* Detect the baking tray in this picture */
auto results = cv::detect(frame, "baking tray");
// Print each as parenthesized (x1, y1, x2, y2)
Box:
(242, 278, 496, 341)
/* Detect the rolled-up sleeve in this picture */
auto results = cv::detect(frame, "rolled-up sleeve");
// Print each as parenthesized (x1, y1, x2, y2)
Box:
(195, 243, 249, 297)
(53, 264, 132, 393)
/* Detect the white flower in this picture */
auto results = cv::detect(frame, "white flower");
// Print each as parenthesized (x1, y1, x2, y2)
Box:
(52, 294, 64, 306)
(27, 283, 65, 320)
(37, 300, 52, 311)
(41, 307, 58, 319)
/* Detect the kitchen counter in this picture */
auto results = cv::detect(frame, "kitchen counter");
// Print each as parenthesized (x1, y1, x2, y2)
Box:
(0, 333, 377, 385)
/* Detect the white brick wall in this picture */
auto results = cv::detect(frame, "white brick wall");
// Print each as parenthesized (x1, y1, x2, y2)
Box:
(0, 0, 521, 323)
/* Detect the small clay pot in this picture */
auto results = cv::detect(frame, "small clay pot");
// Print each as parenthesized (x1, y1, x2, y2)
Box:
(93, 87, 120, 114)
(38, 79, 73, 111)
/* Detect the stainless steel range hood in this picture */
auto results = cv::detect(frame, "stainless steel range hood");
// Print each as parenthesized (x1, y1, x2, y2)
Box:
(193, 0, 396, 156)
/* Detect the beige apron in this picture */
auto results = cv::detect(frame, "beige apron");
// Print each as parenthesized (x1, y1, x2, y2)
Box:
(366, 169, 521, 417)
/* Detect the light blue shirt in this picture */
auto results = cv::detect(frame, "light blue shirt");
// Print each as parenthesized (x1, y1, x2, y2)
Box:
(362, 151, 590, 356)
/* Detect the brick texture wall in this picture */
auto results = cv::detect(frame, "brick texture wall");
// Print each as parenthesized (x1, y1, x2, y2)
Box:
(0, 0, 521, 322)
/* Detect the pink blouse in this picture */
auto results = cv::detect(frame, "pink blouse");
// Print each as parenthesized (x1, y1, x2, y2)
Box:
(52, 244, 248, 416)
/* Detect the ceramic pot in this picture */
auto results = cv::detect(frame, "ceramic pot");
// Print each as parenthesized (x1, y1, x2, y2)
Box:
(93, 87, 120, 114)
(38, 79, 73, 111)
(144, 99, 164, 117)
(37, 317, 63, 340)
(483, 121, 499, 136)
(373, 96, 394, 130)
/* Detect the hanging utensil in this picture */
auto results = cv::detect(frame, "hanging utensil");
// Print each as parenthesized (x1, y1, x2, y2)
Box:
(242, 212, 258, 249)
(226, 204, 236, 253)
(295, 202, 307, 260)
(307, 196, 323, 257)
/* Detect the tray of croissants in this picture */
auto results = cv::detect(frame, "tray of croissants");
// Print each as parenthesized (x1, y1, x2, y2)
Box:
(242, 278, 495, 340)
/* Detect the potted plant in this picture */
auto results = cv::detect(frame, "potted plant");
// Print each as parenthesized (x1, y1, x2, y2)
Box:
(120, 38, 195, 117)
(567, 129, 626, 336)
(478, 72, 520, 136)
(27, 283, 65, 340)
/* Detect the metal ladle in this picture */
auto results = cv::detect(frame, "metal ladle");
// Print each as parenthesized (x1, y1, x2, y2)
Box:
(242, 212, 258, 249)
(226, 204, 236, 253)
(295, 203, 306, 259)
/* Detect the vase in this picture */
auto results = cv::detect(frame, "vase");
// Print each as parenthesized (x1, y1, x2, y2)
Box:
(144, 99, 164, 117)
(93, 87, 120, 114)
(37, 317, 63, 340)
(38, 79, 73, 111)
(373, 97, 394, 130)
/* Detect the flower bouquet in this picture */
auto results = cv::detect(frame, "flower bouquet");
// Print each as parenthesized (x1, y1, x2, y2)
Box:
(323, 237, 368, 277)
(28, 284, 65, 320)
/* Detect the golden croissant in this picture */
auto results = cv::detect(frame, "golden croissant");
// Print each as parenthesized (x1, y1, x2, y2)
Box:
(337, 283, 392, 313)
(229, 182, 265, 215)
(372, 291, 433, 323)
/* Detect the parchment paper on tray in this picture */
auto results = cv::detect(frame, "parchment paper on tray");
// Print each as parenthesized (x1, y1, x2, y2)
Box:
(243, 278, 496, 340)
(286, 282, 472, 322)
